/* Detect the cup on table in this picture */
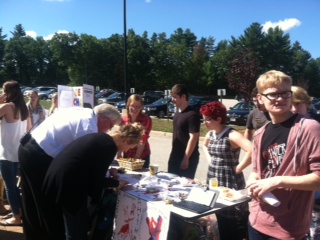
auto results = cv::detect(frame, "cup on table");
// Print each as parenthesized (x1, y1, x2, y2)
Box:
(149, 164, 159, 175)
(209, 177, 218, 189)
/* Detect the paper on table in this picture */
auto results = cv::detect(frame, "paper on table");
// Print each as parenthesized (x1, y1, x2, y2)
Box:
(187, 187, 216, 206)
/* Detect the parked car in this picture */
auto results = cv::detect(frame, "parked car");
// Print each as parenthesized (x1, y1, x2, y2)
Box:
(95, 90, 115, 99)
(314, 100, 320, 112)
(168, 96, 218, 118)
(167, 102, 176, 118)
(116, 95, 161, 113)
(38, 89, 57, 100)
(143, 97, 171, 118)
(20, 86, 33, 94)
(310, 101, 320, 122)
(24, 86, 57, 97)
(97, 92, 126, 105)
(48, 91, 57, 99)
(143, 91, 164, 99)
(227, 102, 256, 126)
(189, 96, 218, 113)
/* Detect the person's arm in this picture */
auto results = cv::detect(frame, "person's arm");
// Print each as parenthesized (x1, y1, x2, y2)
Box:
(244, 110, 254, 140)
(135, 115, 152, 159)
(243, 128, 254, 141)
(247, 173, 320, 203)
(180, 132, 199, 169)
(202, 131, 212, 164)
(229, 130, 252, 173)
(27, 115, 32, 131)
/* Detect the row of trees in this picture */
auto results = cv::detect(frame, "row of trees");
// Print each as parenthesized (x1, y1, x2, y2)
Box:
(0, 23, 319, 100)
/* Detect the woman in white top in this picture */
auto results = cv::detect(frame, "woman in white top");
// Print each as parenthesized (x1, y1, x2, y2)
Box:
(0, 80, 28, 226)
(26, 90, 47, 131)
(48, 93, 58, 117)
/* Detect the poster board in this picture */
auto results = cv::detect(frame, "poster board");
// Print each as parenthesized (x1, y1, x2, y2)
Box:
(113, 191, 170, 240)
(58, 84, 94, 109)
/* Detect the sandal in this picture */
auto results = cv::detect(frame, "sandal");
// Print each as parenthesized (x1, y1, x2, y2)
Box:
(0, 213, 12, 220)
(0, 219, 22, 227)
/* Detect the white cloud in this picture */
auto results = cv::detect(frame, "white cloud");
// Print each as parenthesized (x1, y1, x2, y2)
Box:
(26, 31, 37, 39)
(262, 18, 302, 33)
(44, 30, 69, 40)
(26, 30, 69, 40)
(43, 0, 70, 2)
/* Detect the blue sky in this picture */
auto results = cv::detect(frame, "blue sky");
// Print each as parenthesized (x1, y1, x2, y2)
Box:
(1, 0, 319, 59)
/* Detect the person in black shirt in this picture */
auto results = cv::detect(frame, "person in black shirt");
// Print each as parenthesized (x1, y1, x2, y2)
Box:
(42, 124, 143, 240)
(168, 84, 200, 179)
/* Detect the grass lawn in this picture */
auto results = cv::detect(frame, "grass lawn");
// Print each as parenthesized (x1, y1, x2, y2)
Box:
(39, 99, 246, 137)
(151, 117, 245, 137)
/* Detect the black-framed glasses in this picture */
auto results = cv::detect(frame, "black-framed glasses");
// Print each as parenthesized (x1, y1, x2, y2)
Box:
(203, 118, 212, 123)
(261, 91, 292, 101)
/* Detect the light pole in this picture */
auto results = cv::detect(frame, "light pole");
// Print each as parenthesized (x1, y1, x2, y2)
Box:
(123, 0, 129, 103)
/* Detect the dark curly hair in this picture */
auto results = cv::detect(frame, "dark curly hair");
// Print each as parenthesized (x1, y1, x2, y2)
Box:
(199, 101, 227, 124)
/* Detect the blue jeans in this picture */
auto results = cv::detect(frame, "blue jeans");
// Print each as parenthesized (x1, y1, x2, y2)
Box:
(248, 221, 279, 240)
(0, 160, 21, 215)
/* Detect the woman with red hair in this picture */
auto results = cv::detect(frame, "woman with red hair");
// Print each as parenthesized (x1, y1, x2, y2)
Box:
(200, 101, 252, 240)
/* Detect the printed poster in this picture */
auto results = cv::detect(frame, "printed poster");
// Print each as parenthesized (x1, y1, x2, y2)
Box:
(113, 191, 170, 240)
(58, 84, 94, 109)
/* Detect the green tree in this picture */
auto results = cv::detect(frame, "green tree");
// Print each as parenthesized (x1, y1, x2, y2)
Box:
(127, 29, 152, 93)
(3, 25, 38, 85)
(149, 32, 174, 90)
(227, 48, 260, 101)
(264, 26, 293, 73)
(203, 40, 232, 96)
(0, 28, 7, 82)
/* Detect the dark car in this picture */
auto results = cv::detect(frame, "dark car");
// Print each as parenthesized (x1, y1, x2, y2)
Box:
(95, 90, 114, 99)
(167, 102, 176, 118)
(116, 95, 161, 113)
(189, 96, 218, 113)
(97, 92, 126, 105)
(314, 101, 320, 111)
(310, 102, 320, 122)
(142, 97, 171, 118)
(227, 102, 256, 126)
(168, 96, 218, 118)
(143, 91, 164, 99)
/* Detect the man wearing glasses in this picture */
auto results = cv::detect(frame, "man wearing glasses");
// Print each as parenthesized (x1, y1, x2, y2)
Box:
(246, 70, 320, 240)
(244, 87, 270, 140)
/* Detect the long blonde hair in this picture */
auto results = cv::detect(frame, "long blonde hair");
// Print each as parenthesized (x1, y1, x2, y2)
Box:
(48, 93, 58, 116)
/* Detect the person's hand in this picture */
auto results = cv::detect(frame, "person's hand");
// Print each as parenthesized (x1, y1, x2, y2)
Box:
(235, 165, 242, 174)
(109, 167, 120, 180)
(118, 180, 129, 189)
(246, 176, 280, 203)
(180, 157, 189, 169)
(0, 93, 7, 104)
